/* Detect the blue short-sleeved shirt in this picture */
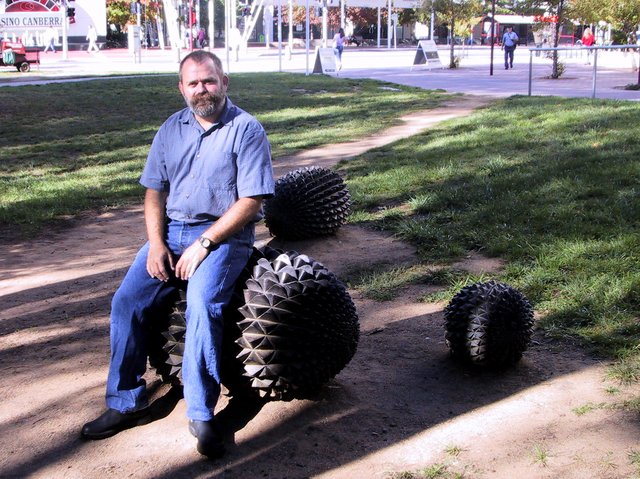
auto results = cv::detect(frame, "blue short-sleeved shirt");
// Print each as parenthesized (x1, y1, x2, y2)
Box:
(140, 98, 274, 223)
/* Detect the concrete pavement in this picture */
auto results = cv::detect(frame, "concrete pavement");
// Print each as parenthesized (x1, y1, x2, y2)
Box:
(1, 44, 639, 100)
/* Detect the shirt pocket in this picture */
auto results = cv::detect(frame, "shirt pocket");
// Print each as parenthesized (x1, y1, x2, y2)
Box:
(199, 151, 238, 192)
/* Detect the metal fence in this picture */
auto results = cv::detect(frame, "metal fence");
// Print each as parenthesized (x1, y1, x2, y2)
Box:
(527, 44, 640, 99)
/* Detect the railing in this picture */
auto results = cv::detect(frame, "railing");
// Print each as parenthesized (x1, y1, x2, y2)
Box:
(527, 44, 640, 99)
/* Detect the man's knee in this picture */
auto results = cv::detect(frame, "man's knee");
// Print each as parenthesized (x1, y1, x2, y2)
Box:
(112, 283, 135, 311)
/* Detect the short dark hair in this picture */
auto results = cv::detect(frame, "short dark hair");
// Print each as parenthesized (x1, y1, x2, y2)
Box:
(179, 50, 224, 82)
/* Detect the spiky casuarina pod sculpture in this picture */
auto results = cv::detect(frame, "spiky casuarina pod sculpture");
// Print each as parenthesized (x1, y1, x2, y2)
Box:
(264, 166, 352, 240)
(148, 290, 185, 385)
(236, 249, 360, 400)
(149, 246, 360, 401)
(159, 294, 188, 383)
(444, 280, 534, 367)
(148, 247, 282, 388)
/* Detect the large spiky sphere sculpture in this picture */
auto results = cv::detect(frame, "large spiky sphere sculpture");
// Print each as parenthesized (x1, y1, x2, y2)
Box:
(148, 290, 185, 385)
(149, 247, 360, 401)
(159, 294, 188, 383)
(444, 280, 534, 367)
(236, 249, 360, 400)
(148, 247, 284, 388)
(264, 166, 352, 240)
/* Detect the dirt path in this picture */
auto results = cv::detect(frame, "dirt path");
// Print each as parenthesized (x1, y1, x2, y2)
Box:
(2, 95, 639, 479)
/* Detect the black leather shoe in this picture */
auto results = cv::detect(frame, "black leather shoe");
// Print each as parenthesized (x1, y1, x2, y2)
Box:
(81, 408, 150, 440)
(188, 420, 226, 459)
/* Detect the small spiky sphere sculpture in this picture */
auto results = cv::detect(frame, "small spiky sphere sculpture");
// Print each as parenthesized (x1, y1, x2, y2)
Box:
(444, 280, 534, 367)
(264, 166, 352, 240)
(236, 249, 360, 400)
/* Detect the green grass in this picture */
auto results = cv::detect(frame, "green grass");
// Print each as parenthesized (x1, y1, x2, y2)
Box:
(346, 264, 433, 301)
(340, 96, 640, 359)
(5, 78, 640, 367)
(0, 73, 450, 236)
(386, 445, 470, 479)
(628, 449, 640, 474)
(607, 350, 640, 383)
(387, 464, 461, 479)
(572, 402, 607, 415)
(531, 442, 551, 467)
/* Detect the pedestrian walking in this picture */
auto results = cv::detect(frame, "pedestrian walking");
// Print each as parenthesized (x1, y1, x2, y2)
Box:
(86, 25, 99, 53)
(197, 27, 207, 48)
(533, 29, 543, 57)
(333, 28, 346, 70)
(43, 26, 57, 53)
(581, 27, 595, 64)
(502, 26, 519, 69)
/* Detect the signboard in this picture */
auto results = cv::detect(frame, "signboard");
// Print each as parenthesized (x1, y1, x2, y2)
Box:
(0, 0, 106, 44)
(1, 0, 60, 30)
(0, 13, 61, 29)
(129, 25, 142, 63)
(411, 40, 444, 70)
(312, 47, 337, 74)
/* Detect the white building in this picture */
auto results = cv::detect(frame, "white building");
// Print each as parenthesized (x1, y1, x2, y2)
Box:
(0, 0, 106, 49)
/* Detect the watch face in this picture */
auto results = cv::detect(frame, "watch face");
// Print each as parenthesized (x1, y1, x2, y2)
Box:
(200, 237, 211, 249)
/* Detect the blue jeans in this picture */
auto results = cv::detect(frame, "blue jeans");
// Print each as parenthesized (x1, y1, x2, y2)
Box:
(105, 220, 254, 421)
(504, 45, 516, 67)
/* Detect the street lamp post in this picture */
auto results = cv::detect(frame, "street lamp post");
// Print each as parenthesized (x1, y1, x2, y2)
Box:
(305, 0, 310, 75)
(61, 0, 68, 60)
(387, 0, 391, 49)
(489, 0, 495, 75)
(208, 0, 214, 51)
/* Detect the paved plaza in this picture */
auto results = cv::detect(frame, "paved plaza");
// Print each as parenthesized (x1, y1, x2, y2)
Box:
(1, 43, 639, 101)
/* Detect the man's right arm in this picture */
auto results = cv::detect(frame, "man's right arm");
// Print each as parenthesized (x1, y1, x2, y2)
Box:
(144, 188, 174, 282)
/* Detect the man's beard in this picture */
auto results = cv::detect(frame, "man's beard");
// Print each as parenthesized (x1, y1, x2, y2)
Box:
(188, 91, 225, 118)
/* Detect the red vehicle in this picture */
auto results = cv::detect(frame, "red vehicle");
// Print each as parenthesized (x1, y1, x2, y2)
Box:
(1, 40, 40, 72)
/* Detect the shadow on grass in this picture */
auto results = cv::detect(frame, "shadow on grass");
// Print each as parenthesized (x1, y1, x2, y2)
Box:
(340, 96, 640, 356)
(0, 74, 450, 237)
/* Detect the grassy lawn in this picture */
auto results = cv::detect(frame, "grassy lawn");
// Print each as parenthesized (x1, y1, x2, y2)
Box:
(3, 73, 639, 369)
(0, 73, 450, 235)
(339, 95, 640, 363)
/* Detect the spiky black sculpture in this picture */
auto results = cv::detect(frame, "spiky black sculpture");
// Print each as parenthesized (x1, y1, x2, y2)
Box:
(148, 290, 185, 385)
(148, 247, 282, 388)
(236, 249, 360, 400)
(264, 166, 352, 240)
(444, 280, 534, 367)
(160, 294, 187, 383)
(149, 247, 360, 401)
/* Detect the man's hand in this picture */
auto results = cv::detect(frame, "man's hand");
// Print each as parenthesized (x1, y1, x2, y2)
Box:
(146, 242, 175, 282)
(175, 241, 210, 280)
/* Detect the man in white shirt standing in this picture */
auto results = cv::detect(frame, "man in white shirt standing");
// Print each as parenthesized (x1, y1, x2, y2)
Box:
(502, 26, 519, 69)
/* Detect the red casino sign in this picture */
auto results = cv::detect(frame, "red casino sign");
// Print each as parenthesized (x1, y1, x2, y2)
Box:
(5, 0, 60, 12)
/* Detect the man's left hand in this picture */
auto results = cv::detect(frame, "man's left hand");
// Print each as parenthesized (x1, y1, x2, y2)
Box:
(175, 242, 209, 280)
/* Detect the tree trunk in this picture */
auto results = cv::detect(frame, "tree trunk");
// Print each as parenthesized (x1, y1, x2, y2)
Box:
(551, 0, 564, 79)
(162, 0, 181, 50)
(450, 17, 456, 68)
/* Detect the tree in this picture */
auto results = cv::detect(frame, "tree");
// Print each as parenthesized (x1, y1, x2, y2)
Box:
(106, 0, 135, 29)
(421, 0, 483, 68)
(106, 0, 160, 32)
(522, 0, 568, 78)
(566, 0, 600, 24)
(601, 0, 640, 42)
